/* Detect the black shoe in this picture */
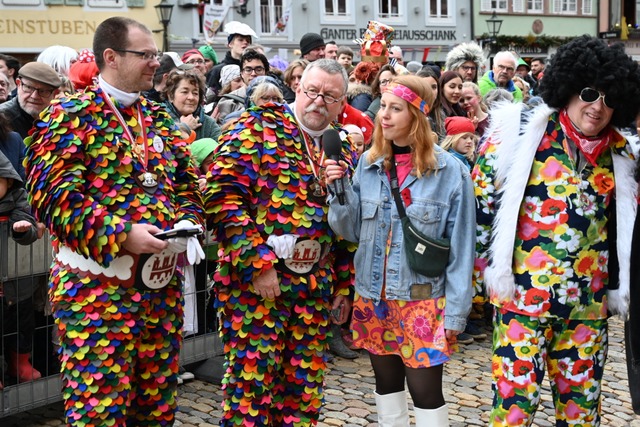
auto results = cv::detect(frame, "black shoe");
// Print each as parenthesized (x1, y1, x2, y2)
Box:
(456, 332, 474, 345)
(464, 322, 487, 340)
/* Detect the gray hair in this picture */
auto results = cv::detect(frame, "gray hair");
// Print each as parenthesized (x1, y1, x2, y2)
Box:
(300, 59, 349, 94)
(483, 88, 514, 108)
(493, 51, 517, 67)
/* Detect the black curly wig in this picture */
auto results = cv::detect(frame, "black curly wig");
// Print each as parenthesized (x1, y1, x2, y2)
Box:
(539, 35, 640, 127)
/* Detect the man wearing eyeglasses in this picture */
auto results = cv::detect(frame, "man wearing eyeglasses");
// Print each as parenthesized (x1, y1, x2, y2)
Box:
(444, 41, 484, 83)
(205, 59, 357, 426)
(473, 36, 640, 426)
(478, 51, 523, 102)
(214, 49, 269, 124)
(0, 61, 61, 139)
(24, 16, 205, 427)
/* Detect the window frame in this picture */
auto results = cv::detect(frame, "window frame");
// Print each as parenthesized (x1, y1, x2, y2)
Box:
(320, 0, 356, 25)
(374, 0, 408, 25)
(426, 0, 456, 26)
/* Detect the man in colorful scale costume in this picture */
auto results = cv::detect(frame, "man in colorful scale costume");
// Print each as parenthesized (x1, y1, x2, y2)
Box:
(205, 59, 357, 426)
(24, 17, 205, 426)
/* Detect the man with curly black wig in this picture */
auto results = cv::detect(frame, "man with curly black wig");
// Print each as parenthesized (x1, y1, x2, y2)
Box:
(472, 35, 640, 426)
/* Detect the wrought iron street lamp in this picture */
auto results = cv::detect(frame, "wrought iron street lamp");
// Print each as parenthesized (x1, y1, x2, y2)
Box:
(486, 11, 503, 42)
(155, 0, 174, 52)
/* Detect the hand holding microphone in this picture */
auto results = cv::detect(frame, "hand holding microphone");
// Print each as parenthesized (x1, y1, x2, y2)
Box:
(322, 129, 346, 205)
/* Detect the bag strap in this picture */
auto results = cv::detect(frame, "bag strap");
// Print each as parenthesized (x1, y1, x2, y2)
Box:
(388, 154, 407, 219)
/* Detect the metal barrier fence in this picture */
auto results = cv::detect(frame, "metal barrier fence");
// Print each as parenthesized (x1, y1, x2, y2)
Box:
(0, 218, 223, 417)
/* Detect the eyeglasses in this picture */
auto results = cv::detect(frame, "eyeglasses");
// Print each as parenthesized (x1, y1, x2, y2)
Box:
(242, 66, 266, 75)
(301, 84, 343, 105)
(20, 81, 54, 97)
(259, 95, 283, 103)
(113, 49, 162, 62)
(187, 59, 205, 65)
(461, 65, 477, 72)
(496, 64, 515, 73)
(379, 79, 392, 86)
(579, 87, 614, 109)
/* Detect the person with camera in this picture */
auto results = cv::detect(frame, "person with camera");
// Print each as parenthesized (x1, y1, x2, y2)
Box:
(324, 74, 475, 426)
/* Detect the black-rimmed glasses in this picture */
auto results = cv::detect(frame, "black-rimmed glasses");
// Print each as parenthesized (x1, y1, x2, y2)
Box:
(301, 84, 343, 105)
(20, 81, 55, 97)
(242, 66, 266, 75)
(114, 49, 162, 62)
(579, 87, 614, 109)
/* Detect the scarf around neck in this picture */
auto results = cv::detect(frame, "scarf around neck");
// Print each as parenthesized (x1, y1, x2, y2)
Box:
(98, 75, 141, 107)
(558, 108, 612, 167)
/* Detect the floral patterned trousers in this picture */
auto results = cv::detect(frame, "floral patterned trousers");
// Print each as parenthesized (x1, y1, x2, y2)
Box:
(490, 308, 607, 426)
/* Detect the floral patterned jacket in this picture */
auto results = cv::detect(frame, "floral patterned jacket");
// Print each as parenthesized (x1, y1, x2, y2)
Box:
(472, 102, 638, 319)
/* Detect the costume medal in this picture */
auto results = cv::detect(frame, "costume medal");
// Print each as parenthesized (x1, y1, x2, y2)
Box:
(301, 131, 327, 204)
(102, 91, 159, 194)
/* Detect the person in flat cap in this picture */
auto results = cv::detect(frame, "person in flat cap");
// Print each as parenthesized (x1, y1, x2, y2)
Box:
(300, 32, 326, 62)
(206, 21, 257, 96)
(0, 61, 62, 138)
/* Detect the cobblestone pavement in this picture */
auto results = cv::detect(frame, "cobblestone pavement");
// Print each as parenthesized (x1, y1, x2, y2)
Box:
(3, 318, 639, 426)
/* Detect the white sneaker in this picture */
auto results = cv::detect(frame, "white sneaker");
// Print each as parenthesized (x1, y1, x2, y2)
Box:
(180, 371, 195, 381)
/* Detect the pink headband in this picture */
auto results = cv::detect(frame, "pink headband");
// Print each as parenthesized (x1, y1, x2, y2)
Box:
(384, 83, 430, 116)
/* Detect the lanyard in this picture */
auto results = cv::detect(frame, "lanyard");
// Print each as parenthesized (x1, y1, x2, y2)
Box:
(102, 89, 149, 171)
(300, 130, 325, 182)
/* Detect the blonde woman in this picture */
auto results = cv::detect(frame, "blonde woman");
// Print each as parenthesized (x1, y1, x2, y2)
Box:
(325, 75, 475, 426)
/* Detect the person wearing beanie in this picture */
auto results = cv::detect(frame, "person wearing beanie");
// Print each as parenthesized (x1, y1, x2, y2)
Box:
(0, 61, 62, 138)
(515, 57, 537, 95)
(182, 49, 207, 76)
(299, 32, 326, 62)
(206, 21, 257, 94)
(190, 137, 218, 191)
(441, 116, 477, 168)
(198, 45, 218, 75)
(214, 49, 269, 124)
(444, 41, 484, 83)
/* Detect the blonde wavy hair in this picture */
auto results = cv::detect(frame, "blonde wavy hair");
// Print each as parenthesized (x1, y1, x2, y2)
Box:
(367, 74, 437, 177)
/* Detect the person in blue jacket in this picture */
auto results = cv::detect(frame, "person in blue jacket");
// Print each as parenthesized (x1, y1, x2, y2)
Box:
(324, 74, 476, 426)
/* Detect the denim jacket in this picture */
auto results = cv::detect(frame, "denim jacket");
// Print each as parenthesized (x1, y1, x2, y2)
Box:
(328, 146, 476, 331)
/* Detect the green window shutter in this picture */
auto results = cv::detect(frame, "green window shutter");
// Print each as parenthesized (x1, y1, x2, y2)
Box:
(44, 0, 64, 5)
(65, 0, 84, 5)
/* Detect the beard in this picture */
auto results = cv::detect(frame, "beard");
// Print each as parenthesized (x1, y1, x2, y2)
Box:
(18, 96, 47, 118)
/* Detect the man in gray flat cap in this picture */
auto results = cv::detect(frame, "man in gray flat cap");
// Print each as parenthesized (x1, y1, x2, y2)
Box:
(0, 61, 62, 138)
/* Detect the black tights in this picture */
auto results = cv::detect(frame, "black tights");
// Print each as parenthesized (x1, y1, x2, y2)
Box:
(369, 352, 445, 409)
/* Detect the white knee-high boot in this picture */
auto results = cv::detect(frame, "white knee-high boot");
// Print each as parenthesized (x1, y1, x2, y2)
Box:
(414, 404, 449, 427)
(374, 390, 410, 427)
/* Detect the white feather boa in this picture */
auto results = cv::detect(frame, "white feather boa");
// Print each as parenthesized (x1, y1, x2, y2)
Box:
(483, 102, 638, 319)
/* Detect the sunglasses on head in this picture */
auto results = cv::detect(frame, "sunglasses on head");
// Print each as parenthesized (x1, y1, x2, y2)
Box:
(579, 87, 614, 109)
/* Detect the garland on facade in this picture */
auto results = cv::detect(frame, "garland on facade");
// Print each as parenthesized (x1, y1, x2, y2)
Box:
(481, 33, 576, 48)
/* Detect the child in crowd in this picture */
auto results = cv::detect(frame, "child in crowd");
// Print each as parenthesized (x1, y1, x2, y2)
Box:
(343, 124, 366, 157)
(441, 116, 486, 346)
(441, 116, 478, 170)
(0, 149, 40, 388)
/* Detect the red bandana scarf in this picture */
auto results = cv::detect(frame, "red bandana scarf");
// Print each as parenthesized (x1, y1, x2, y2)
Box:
(559, 108, 613, 167)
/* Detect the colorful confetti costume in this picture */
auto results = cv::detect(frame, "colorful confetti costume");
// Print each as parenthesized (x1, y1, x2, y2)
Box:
(24, 86, 204, 427)
(473, 103, 636, 426)
(204, 104, 356, 427)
